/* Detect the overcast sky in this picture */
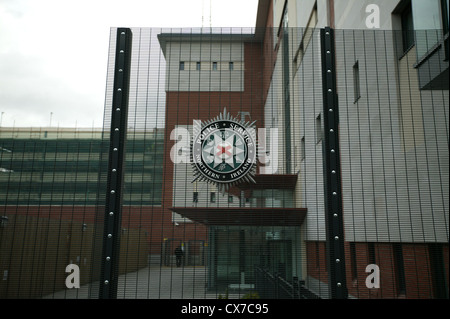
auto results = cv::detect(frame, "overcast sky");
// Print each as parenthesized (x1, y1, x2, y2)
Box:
(0, 0, 258, 128)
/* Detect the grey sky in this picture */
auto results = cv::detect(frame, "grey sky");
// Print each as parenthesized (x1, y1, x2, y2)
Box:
(0, 0, 258, 128)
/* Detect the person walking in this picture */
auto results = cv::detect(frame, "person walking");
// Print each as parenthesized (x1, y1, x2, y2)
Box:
(175, 246, 183, 267)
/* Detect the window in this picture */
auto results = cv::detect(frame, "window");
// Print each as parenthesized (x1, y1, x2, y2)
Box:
(442, 0, 449, 35)
(401, 2, 414, 53)
(212, 62, 218, 71)
(444, 0, 449, 60)
(282, 3, 288, 29)
(229, 62, 234, 71)
(350, 242, 357, 281)
(412, 0, 444, 58)
(294, 3, 317, 69)
(179, 61, 185, 71)
(301, 136, 305, 161)
(210, 192, 216, 203)
(228, 195, 233, 203)
(411, 0, 443, 30)
(196, 62, 201, 71)
(315, 114, 322, 144)
(353, 61, 361, 103)
(429, 243, 448, 298)
(393, 243, 406, 295)
(368, 242, 376, 265)
(193, 192, 198, 203)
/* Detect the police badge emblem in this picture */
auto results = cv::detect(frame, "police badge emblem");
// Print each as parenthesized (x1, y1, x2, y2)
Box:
(191, 108, 257, 193)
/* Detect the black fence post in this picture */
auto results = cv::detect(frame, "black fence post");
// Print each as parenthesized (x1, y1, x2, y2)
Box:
(99, 28, 132, 299)
(320, 27, 348, 299)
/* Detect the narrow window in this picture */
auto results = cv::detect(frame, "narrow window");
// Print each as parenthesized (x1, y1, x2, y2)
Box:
(442, 0, 449, 60)
(350, 242, 358, 281)
(301, 136, 305, 161)
(294, 3, 317, 69)
(229, 62, 234, 71)
(401, 2, 414, 53)
(315, 113, 322, 144)
(444, 0, 450, 33)
(179, 61, 185, 71)
(393, 243, 406, 295)
(368, 242, 376, 265)
(210, 192, 216, 203)
(443, 0, 449, 35)
(212, 62, 218, 71)
(193, 192, 198, 203)
(353, 61, 361, 103)
(228, 195, 233, 203)
(429, 243, 448, 298)
(196, 62, 201, 71)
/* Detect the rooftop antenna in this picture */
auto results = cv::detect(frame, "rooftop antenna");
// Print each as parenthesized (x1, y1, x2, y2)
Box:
(202, 0, 212, 29)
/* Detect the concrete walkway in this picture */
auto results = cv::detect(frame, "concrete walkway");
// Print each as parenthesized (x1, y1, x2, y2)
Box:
(46, 266, 241, 299)
(117, 266, 210, 299)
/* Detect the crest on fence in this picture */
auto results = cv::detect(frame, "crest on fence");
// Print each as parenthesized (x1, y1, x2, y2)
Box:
(191, 108, 257, 193)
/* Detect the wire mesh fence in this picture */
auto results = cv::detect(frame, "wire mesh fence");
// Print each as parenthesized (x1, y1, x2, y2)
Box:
(0, 27, 448, 299)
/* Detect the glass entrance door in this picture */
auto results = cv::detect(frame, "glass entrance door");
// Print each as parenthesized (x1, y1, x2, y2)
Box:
(210, 226, 298, 291)
(266, 240, 292, 280)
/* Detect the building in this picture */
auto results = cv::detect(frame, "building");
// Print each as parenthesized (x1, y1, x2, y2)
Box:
(152, 0, 448, 298)
(0, 127, 163, 297)
(261, 0, 449, 298)
(0, 127, 163, 207)
(157, 30, 307, 291)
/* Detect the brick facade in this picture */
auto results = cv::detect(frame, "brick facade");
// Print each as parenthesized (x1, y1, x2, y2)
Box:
(161, 40, 265, 247)
(306, 241, 449, 298)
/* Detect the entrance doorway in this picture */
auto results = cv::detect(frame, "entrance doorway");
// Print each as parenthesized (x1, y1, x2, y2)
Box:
(267, 240, 292, 280)
(208, 226, 300, 291)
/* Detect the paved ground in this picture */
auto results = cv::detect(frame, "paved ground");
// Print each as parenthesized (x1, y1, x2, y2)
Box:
(45, 266, 243, 299)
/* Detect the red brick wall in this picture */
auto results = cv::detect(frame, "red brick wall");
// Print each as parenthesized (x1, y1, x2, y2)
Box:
(306, 241, 449, 299)
(162, 40, 265, 250)
(306, 241, 328, 284)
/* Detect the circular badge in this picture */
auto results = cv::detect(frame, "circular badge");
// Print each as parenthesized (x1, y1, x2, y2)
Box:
(191, 109, 257, 191)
